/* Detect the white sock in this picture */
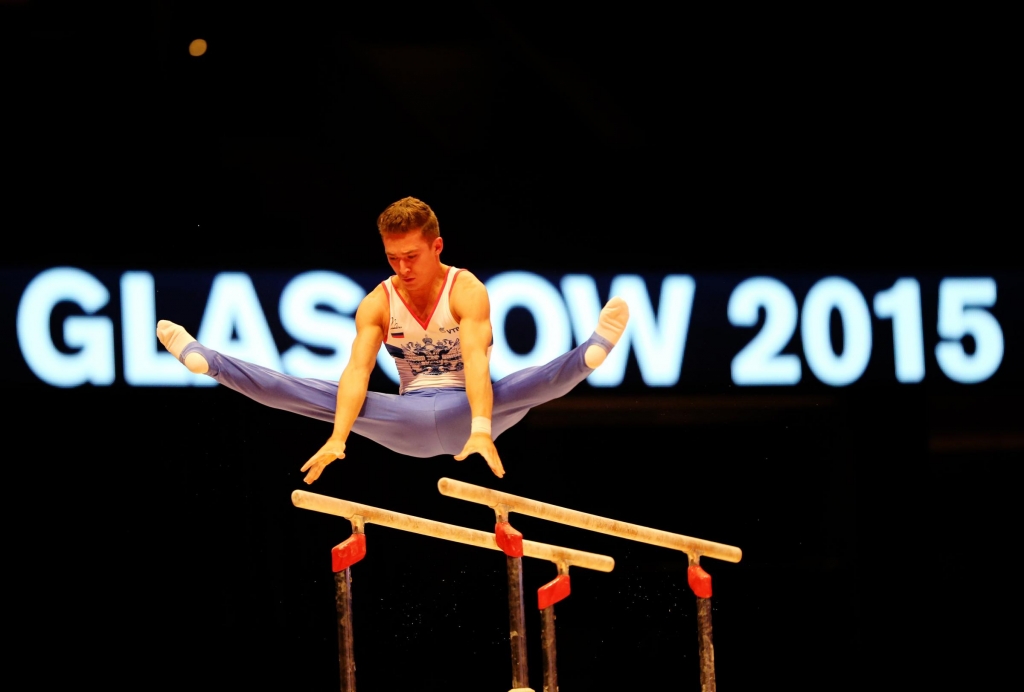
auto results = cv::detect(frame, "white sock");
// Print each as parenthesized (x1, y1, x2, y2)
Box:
(156, 320, 209, 374)
(585, 297, 629, 368)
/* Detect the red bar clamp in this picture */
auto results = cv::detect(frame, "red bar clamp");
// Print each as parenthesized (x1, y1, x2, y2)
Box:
(332, 533, 367, 572)
(537, 574, 571, 610)
(495, 521, 524, 557)
(687, 564, 712, 598)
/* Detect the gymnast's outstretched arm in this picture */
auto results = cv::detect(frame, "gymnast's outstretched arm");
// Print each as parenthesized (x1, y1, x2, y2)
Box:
(450, 272, 504, 478)
(300, 286, 388, 484)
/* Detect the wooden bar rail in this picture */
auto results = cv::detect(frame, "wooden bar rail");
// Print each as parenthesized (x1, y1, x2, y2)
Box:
(436, 478, 742, 563)
(291, 489, 614, 572)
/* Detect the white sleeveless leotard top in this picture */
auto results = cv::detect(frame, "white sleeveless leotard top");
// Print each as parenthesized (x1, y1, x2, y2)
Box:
(382, 267, 468, 394)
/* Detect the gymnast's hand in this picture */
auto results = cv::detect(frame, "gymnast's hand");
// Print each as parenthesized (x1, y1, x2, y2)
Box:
(455, 433, 505, 478)
(301, 436, 347, 484)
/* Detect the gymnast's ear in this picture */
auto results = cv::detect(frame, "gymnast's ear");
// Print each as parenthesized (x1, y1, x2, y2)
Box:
(433, 236, 443, 256)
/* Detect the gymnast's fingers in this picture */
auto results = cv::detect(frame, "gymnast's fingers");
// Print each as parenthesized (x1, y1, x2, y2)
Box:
(304, 458, 331, 484)
(475, 440, 504, 478)
(454, 438, 503, 476)
(300, 452, 322, 472)
(302, 442, 345, 472)
(485, 451, 505, 478)
(454, 441, 472, 461)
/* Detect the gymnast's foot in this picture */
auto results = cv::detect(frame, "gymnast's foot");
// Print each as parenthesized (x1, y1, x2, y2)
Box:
(585, 297, 629, 368)
(156, 320, 209, 374)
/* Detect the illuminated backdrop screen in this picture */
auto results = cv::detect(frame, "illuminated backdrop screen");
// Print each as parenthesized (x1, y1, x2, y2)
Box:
(8, 266, 1020, 392)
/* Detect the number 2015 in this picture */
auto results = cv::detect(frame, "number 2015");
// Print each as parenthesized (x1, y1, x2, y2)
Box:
(728, 277, 1004, 386)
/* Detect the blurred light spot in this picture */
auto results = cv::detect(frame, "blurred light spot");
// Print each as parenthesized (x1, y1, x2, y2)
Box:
(189, 39, 207, 57)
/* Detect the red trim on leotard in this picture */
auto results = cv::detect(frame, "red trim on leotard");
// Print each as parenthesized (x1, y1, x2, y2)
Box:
(448, 268, 466, 322)
(390, 267, 452, 330)
(448, 268, 465, 299)
(380, 281, 391, 344)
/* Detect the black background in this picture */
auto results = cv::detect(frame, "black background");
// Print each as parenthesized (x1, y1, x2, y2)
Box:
(3, 2, 1019, 690)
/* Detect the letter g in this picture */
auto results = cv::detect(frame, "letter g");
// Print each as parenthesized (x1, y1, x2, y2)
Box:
(17, 267, 115, 387)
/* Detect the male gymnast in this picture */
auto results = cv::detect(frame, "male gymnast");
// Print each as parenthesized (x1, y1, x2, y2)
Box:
(157, 197, 628, 484)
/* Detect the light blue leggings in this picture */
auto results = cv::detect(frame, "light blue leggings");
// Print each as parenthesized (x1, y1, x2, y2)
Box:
(180, 334, 611, 457)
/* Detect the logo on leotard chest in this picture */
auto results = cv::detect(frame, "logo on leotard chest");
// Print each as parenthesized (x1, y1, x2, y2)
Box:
(391, 336, 462, 376)
(390, 317, 404, 339)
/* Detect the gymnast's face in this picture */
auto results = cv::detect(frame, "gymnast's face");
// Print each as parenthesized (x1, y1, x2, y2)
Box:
(383, 229, 444, 290)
